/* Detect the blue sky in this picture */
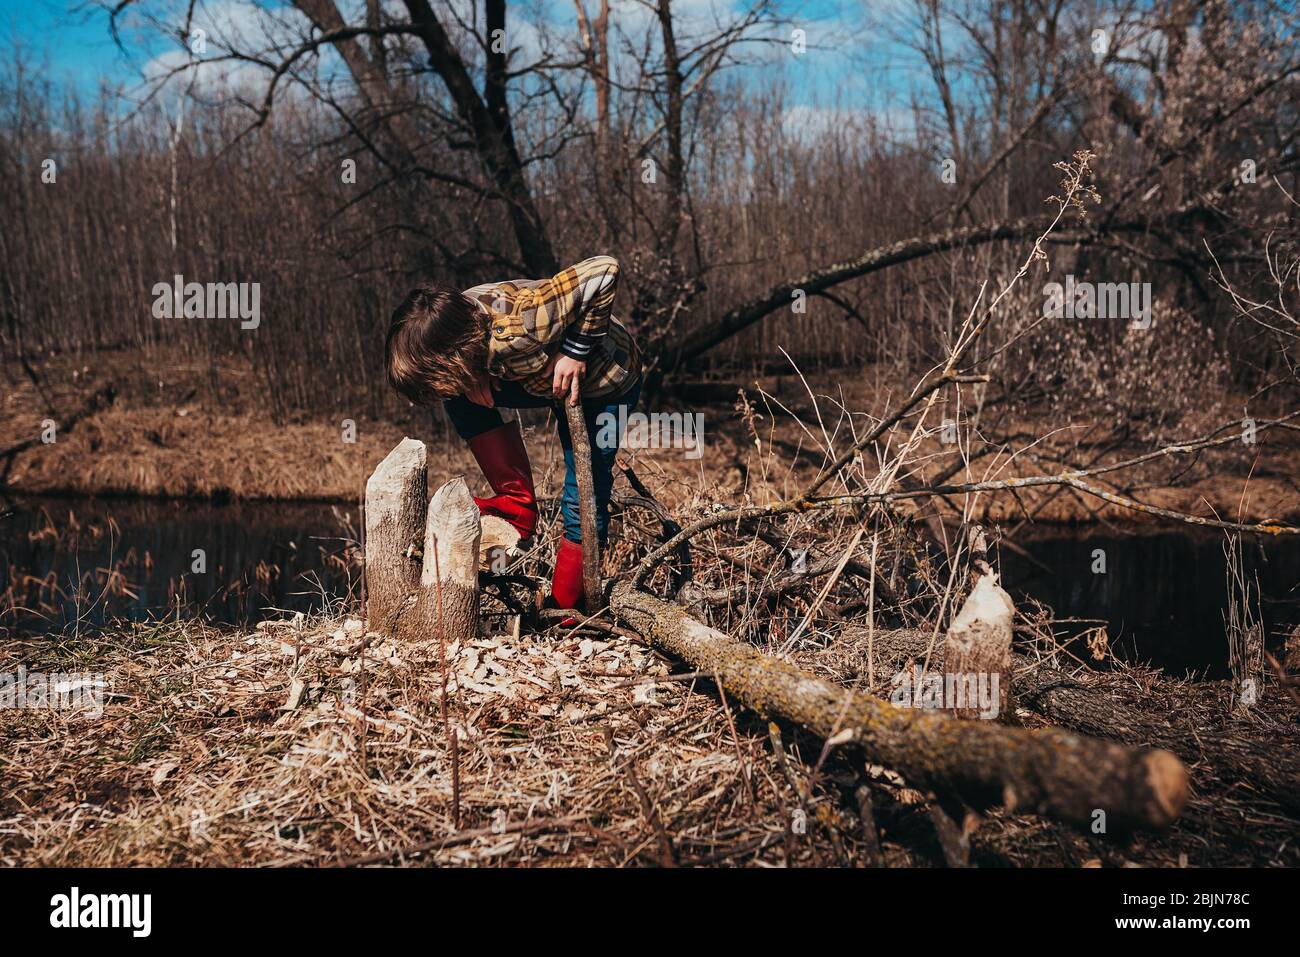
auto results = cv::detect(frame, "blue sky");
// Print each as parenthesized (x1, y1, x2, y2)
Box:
(0, 1, 149, 90)
(0, 0, 921, 132)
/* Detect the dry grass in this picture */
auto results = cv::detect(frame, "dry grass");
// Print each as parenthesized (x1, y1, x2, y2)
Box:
(3, 602, 1297, 867)
(0, 607, 853, 867)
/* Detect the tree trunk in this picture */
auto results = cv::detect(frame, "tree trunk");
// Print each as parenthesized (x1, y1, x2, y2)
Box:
(610, 582, 1189, 831)
(403, 0, 558, 275)
(364, 438, 427, 638)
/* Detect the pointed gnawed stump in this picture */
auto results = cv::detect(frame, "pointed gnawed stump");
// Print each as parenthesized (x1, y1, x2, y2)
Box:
(417, 476, 481, 645)
(945, 571, 1015, 721)
(365, 438, 428, 638)
(364, 439, 481, 645)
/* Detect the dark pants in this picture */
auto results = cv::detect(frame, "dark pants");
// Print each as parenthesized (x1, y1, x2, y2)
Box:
(443, 378, 642, 544)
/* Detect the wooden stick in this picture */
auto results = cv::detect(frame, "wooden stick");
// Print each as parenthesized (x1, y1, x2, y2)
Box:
(564, 401, 602, 606)
(854, 785, 884, 867)
(929, 804, 972, 868)
(329, 815, 586, 868)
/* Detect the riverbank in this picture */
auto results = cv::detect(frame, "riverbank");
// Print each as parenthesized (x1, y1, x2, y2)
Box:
(4, 350, 1298, 525)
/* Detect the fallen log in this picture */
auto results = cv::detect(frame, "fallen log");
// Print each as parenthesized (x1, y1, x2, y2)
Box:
(848, 625, 1300, 818)
(610, 582, 1189, 830)
(1017, 664, 1300, 817)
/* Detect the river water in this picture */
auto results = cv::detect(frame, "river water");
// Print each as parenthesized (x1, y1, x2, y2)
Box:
(3, 495, 1297, 677)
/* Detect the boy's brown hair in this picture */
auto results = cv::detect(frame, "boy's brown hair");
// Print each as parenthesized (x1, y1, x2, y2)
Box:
(385, 284, 488, 405)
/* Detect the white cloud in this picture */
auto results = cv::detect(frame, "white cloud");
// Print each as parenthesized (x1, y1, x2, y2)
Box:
(138, 0, 314, 103)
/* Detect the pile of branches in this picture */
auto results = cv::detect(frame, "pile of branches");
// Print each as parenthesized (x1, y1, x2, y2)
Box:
(456, 155, 1300, 856)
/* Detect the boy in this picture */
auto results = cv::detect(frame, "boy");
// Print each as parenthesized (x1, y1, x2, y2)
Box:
(385, 256, 642, 613)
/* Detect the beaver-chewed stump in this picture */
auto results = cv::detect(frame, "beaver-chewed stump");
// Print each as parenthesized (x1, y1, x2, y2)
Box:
(610, 582, 1189, 832)
(364, 438, 482, 645)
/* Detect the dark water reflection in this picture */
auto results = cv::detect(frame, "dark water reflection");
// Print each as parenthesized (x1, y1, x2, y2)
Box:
(4, 496, 1298, 678)
(998, 529, 1300, 678)
(1, 496, 361, 634)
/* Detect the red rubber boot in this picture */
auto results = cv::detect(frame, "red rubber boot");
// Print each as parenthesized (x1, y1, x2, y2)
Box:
(466, 421, 537, 540)
(550, 538, 585, 625)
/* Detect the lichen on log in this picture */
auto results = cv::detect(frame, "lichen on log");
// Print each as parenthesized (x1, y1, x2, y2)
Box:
(611, 582, 1189, 831)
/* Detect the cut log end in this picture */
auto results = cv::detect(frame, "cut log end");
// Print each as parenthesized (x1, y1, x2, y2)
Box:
(1144, 748, 1191, 827)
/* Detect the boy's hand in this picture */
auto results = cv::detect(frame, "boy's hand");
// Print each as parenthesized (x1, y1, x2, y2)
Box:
(465, 370, 498, 408)
(548, 354, 586, 406)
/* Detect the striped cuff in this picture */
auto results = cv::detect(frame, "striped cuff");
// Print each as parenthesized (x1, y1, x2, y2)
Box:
(560, 331, 599, 360)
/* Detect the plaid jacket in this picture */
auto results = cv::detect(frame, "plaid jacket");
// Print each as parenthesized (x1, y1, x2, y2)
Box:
(463, 256, 641, 400)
